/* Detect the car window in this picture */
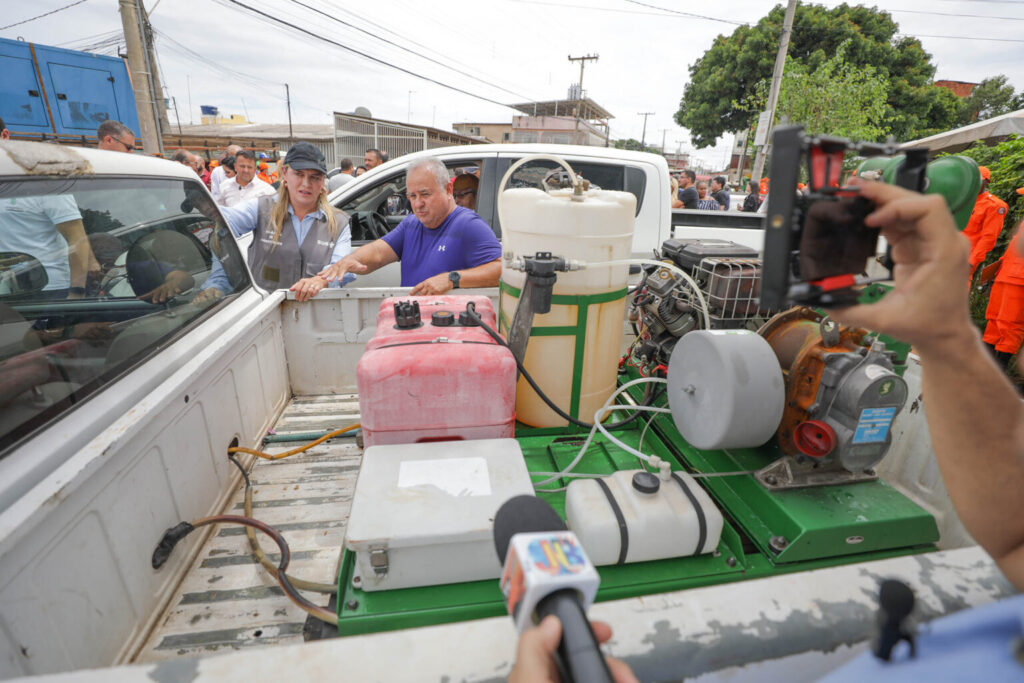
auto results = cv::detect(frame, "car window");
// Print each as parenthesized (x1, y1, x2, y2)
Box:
(506, 159, 645, 216)
(0, 176, 251, 456)
(338, 160, 483, 242)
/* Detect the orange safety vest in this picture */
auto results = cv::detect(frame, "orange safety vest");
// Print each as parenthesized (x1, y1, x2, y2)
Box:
(983, 229, 1024, 355)
(964, 191, 1008, 269)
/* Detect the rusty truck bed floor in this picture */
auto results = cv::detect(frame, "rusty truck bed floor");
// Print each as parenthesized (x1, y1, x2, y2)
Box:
(135, 394, 360, 662)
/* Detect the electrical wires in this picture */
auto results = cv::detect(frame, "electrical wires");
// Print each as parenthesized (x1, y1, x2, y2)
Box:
(211, 0, 521, 111)
(0, 0, 91, 32)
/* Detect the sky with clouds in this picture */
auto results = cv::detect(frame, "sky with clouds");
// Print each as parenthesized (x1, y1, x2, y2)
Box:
(3, 0, 1023, 169)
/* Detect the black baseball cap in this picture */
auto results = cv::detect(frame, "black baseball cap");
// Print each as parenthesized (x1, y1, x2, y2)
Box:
(284, 142, 326, 174)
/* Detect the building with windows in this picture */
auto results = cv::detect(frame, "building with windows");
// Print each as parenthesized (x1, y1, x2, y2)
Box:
(451, 123, 513, 143)
(507, 92, 613, 147)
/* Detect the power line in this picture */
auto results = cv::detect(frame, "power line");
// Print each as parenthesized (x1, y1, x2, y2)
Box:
(623, 0, 746, 26)
(506, 0, 678, 17)
(213, 0, 518, 110)
(0, 0, 90, 31)
(889, 8, 1024, 21)
(317, 0, 542, 102)
(283, 0, 538, 102)
(903, 32, 1024, 44)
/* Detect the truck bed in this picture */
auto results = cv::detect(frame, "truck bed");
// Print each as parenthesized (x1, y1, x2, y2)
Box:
(135, 394, 361, 662)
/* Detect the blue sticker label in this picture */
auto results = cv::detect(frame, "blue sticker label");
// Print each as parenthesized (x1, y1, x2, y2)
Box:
(853, 407, 897, 444)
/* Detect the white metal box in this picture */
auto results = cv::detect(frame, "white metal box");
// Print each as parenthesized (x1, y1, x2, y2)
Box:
(345, 438, 536, 591)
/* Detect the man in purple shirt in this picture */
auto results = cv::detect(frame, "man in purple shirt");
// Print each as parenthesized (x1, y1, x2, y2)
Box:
(320, 157, 501, 294)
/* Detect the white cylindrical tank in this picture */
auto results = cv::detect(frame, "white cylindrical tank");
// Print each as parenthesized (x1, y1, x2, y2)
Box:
(500, 184, 636, 427)
(666, 330, 785, 450)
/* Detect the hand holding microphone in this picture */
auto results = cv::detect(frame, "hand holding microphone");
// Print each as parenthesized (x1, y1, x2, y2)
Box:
(494, 495, 637, 683)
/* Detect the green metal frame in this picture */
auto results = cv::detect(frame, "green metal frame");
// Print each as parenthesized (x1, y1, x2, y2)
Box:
(498, 281, 627, 424)
(619, 375, 939, 564)
(335, 394, 938, 635)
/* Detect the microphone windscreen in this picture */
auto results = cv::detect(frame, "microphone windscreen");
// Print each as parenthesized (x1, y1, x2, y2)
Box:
(879, 579, 914, 618)
(493, 495, 567, 562)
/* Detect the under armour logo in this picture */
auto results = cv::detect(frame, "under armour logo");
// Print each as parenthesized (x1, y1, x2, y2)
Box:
(438, 245, 446, 252)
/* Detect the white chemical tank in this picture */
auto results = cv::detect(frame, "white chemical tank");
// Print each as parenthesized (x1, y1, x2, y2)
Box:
(499, 161, 636, 427)
(564, 470, 723, 565)
(666, 330, 785, 450)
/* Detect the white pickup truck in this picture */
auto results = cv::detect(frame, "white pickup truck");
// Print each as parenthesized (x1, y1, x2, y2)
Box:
(296, 144, 762, 286)
(0, 142, 1011, 682)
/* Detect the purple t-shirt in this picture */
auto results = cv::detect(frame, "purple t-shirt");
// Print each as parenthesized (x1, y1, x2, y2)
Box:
(382, 206, 502, 287)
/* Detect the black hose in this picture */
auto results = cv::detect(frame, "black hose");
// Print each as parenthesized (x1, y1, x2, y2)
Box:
(464, 302, 659, 430)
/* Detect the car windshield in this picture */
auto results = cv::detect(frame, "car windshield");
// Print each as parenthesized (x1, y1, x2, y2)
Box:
(0, 175, 251, 455)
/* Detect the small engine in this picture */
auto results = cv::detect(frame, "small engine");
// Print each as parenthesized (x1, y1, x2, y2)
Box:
(756, 308, 908, 489)
(628, 239, 769, 371)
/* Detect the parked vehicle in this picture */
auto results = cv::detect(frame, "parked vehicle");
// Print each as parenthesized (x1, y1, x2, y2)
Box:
(309, 144, 763, 286)
(0, 142, 1010, 681)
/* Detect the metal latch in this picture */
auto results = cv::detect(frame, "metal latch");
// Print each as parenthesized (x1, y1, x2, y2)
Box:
(369, 544, 389, 576)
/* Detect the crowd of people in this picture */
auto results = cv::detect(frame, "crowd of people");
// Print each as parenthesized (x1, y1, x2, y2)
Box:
(671, 171, 752, 211)
(0, 119, 501, 306)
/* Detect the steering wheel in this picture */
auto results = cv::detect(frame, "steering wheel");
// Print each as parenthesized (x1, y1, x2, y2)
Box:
(365, 211, 390, 241)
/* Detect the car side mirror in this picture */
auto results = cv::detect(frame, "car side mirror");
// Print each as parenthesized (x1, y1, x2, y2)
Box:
(0, 252, 49, 298)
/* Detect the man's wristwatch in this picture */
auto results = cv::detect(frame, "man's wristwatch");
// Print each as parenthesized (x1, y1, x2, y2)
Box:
(448, 271, 461, 289)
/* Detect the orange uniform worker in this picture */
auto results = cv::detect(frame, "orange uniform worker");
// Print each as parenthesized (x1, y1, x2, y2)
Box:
(964, 166, 1008, 278)
(981, 188, 1024, 369)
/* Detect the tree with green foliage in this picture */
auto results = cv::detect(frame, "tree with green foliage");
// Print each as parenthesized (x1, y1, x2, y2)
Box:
(962, 76, 1024, 124)
(776, 43, 890, 141)
(613, 138, 659, 154)
(676, 3, 963, 147)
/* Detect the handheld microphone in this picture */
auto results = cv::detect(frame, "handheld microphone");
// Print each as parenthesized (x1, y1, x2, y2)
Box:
(493, 495, 613, 683)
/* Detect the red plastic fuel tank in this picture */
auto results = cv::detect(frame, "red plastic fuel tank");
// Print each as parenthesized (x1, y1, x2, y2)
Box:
(357, 295, 517, 448)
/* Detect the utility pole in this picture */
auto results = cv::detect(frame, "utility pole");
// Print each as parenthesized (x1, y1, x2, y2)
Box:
(139, 1, 170, 132)
(660, 128, 668, 154)
(751, 0, 797, 185)
(172, 96, 182, 134)
(637, 112, 655, 147)
(568, 53, 598, 138)
(119, 0, 160, 154)
(285, 83, 293, 141)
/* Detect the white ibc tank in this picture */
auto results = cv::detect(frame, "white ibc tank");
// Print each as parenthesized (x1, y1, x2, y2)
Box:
(667, 330, 785, 450)
(564, 470, 723, 566)
(500, 173, 636, 427)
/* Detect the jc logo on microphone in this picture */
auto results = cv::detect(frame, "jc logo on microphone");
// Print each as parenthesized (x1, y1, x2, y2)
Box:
(529, 536, 587, 575)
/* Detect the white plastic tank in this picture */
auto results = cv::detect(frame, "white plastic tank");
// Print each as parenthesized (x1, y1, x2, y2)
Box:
(499, 156, 636, 427)
(666, 330, 785, 450)
(564, 470, 723, 565)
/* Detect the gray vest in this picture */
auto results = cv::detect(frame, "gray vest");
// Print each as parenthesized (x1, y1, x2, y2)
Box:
(247, 196, 348, 290)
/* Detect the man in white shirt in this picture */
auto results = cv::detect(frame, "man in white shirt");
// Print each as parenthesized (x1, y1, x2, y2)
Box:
(0, 194, 92, 297)
(218, 150, 276, 207)
(210, 144, 243, 203)
(327, 158, 355, 192)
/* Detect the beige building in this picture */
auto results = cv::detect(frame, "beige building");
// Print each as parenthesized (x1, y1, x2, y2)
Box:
(452, 123, 513, 143)
(508, 96, 612, 146)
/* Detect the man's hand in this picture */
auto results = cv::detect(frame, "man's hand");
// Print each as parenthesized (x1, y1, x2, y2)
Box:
(827, 180, 975, 355)
(319, 256, 368, 283)
(410, 272, 453, 296)
(508, 616, 638, 683)
(192, 287, 223, 305)
(289, 276, 328, 302)
(138, 270, 195, 303)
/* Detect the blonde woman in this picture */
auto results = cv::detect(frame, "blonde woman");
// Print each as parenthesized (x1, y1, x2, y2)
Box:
(200, 142, 353, 302)
(670, 176, 684, 209)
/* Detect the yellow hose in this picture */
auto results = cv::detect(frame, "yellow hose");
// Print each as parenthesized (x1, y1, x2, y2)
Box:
(229, 423, 361, 460)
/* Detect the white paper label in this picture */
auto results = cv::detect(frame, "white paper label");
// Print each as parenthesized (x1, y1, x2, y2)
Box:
(397, 457, 492, 497)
